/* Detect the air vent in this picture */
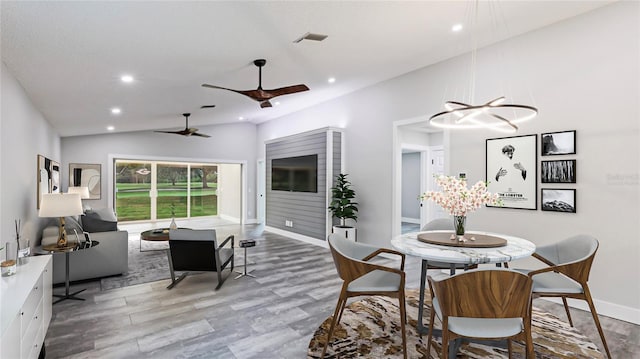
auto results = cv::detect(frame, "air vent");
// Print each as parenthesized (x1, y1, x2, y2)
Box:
(293, 32, 328, 43)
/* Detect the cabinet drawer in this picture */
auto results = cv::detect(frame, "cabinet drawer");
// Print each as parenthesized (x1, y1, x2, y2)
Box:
(27, 319, 45, 359)
(21, 274, 44, 338)
(21, 298, 43, 359)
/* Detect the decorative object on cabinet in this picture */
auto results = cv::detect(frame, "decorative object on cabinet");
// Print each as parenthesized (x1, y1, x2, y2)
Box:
(69, 163, 101, 199)
(486, 134, 537, 210)
(541, 188, 576, 213)
(541, 130, 576, 156)
(541, 160, 576, 183)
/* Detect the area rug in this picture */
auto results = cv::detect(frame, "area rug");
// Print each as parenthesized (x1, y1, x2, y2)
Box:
(307, 289, 604, 358)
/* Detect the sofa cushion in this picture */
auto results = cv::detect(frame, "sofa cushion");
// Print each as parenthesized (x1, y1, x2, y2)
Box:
(82, 208, 118, 232)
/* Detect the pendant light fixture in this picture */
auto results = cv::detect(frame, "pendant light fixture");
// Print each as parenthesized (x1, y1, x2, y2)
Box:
(429, 0, 538, 133)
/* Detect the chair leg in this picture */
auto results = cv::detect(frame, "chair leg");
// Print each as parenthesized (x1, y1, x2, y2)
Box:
(583, 287, 612, 359)
(426, 304, 436, 358)
(398, 290, 407, 359)
(321, 287, 347, 359)
(441, 321, 449, 359)
(561, 297, 574, 327)
(507, 339, 512, 359)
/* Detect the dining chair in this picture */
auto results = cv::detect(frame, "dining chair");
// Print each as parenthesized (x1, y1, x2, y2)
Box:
(522, 234, 611, 359)
(321, 234, 407, 359)
(421, 218, 477, 272)
(427, 268, 534, 359)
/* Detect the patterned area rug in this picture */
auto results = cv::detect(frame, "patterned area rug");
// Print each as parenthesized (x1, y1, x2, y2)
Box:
(307, 289, 604, 358)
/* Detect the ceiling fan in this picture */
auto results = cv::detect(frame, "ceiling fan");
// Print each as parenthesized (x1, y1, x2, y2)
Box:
(154, 113, 210, 138)
(202, 59, 309, 108)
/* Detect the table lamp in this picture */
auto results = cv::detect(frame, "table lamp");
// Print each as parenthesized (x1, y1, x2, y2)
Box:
(38, 193, 83, 247)
(67, 186, 90, 200)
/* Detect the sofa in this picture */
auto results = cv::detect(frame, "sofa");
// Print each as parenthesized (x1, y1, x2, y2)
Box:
(41, 208, 128, 284)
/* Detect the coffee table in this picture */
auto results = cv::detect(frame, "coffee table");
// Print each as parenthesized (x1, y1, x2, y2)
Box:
(140, 228, 181, 252)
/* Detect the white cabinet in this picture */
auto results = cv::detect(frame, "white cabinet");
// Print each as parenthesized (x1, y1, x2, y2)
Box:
(0, 255, 52, 359)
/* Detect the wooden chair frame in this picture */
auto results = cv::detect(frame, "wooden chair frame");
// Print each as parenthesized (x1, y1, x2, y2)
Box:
(426, 269, 534, 359)
(527, 238, 611, 359)
(321, 237, 407, 359)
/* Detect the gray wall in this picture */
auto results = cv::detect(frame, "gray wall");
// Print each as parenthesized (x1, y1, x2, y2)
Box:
(256, 2, 639, 319)
(266, 130, 329, 239)
(61, 122, 257, 220)
(1, 62, 61, 248)
(401, 152, 420, 220)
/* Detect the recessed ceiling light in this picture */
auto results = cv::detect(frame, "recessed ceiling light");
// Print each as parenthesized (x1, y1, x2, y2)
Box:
(328, 77, 336, 84)
(107, 126, 115, 131)
(111, 108, 121, 115)
(238, 116, 244, 121)
(274, 101, 281, 106)
(120, 75, 134, 83)
(452, 24, 463, 32)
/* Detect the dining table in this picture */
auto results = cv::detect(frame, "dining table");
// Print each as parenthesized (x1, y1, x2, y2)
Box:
(391, 230, 536, 336)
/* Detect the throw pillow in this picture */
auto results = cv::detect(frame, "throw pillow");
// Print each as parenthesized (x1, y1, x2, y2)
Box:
(83, 208, 118, 232)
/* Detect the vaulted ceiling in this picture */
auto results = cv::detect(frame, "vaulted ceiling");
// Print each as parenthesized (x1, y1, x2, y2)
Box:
(1, 1, 611, 137)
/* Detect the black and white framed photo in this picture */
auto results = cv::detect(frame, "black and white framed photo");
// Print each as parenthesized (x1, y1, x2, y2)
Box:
(541, 188, 576, 213)
(541, 160, 576, 183)
(486, 134, 537, 210)
(541, 130, 576, 156)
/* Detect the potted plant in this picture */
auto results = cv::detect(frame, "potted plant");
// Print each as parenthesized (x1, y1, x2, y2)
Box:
(328, 174, 359, 240)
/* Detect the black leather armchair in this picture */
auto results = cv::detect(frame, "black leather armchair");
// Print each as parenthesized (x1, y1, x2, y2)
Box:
(167, 229, 234, 290)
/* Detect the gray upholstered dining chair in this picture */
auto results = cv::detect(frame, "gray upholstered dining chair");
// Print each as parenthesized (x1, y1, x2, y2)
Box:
(427, 268, 535, 359)
(321, 233, 407, 359)
(167, 229, 234, 290)
(421, 218, 477, 272)
(520, 234, 611, 359)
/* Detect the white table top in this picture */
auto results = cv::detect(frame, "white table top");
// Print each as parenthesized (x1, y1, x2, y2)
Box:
(391, 230, 536, 265)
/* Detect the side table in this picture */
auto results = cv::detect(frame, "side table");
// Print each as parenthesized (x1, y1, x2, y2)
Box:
(40, 240, 99, 304)
(234, 239, 256, 279)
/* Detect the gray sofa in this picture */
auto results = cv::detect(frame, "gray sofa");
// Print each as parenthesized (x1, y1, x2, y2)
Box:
(41, 208, 129, 284)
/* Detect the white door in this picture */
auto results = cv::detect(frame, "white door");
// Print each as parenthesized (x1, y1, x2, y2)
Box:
(256, 159, 266, 224)
(423, 147, 445, 225)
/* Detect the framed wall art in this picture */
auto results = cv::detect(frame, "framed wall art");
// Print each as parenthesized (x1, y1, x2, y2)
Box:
(69, 163, 101, 199)
(541, 188, 576, 213)
(37, 154, 61, 208)
(541, 130, 576, 156)
(541, 160, 576, 183)
(486, 134, 537, 210)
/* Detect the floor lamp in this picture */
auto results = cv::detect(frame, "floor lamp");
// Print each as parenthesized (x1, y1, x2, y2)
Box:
(38, 193, 83, 247)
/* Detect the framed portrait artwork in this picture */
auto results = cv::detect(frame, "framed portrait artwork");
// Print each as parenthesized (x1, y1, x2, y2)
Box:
(541, 188, 576, 213)
(37, 154, 61, 208)
(541, 130, 576, 156)
(541, 160, 576, 183)
(486, 134, 537, 210)
(69, 163, 101, 199)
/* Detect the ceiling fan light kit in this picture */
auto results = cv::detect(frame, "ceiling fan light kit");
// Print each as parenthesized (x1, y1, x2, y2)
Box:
(429, 0, 537, 133)
(202, 59, 309, 109)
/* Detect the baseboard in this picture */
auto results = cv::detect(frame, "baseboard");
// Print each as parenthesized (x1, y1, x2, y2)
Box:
(244, 218, 259, 224)
(264, 226, 328, 249)
(219, 214, 241, 223)
(401, 217, 420, 224)
(542, 297, 640, 325)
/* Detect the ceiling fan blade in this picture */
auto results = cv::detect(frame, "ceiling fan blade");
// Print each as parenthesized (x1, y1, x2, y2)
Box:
(200, 104, 216, 109)
(260, 100, 273, 108)
(263, 84, 309, 98)
(191, 132, 211, 138)
(202, 84, 264, 100)
(154, 130, 187, 135)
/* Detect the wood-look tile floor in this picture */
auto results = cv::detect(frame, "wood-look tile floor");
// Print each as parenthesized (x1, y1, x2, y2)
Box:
(45, 224, 639, 358)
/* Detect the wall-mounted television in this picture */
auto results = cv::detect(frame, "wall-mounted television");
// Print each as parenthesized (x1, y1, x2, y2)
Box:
(271, 154, 318, 193)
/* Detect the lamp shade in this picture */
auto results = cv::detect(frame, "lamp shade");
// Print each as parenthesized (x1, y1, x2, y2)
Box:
(38, 193, 83, 217)
(67, 186, 90, 199)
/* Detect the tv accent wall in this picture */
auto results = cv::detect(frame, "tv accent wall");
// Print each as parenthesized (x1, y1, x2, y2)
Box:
(266, 128, 342, 240)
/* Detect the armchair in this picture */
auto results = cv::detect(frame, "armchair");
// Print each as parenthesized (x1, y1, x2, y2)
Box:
(167, 229, 234, 290)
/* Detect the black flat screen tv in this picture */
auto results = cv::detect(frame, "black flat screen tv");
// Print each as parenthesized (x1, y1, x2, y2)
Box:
(271, 154, 318, 193)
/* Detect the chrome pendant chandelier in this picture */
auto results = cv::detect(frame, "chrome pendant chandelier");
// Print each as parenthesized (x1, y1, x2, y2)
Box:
(429, 1, 538, 133)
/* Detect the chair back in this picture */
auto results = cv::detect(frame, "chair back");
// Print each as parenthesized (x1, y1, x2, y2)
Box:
(430, 268, 532, 319)
(328, 234, 376, 283)
(421, 218, 451, 231)
(169, 229, 218, 271)
(535, 234, 598, 284)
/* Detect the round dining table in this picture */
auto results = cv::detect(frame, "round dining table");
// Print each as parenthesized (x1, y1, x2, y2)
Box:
(391, 230, 536, 336)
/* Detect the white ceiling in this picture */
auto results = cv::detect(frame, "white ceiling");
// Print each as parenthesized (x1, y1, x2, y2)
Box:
(1, 1, 611, 137)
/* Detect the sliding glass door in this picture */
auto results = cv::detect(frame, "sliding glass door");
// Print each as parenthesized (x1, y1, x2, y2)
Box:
(115, 161, 153, 221)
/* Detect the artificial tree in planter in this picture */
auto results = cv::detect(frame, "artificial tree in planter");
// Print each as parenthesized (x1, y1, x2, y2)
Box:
(328, 174, 358, 240)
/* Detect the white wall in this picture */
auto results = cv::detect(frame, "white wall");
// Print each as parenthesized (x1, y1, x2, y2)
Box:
(256, 2, 639, 320)
(1, 62, 61, 249)
(61, 122, 257, 220)
(217, 163, 242, 222)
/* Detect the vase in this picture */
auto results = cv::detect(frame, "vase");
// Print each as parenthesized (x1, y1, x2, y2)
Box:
(453, 215, 466, 236)
(169, 217, 177, 230)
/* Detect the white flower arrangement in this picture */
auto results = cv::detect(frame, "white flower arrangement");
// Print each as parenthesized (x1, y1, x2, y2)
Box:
(420, 175, 502, 216)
